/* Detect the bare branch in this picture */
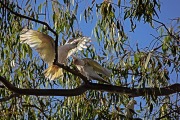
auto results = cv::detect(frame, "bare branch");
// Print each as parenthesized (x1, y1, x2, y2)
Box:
(0, 85, 5, 88)
(0, 1, 180, 98)
(0, 1, 59, 64)
(86, 83, 180, 97)
(0, 1, 90, 83)
(152, 19, 178, 40)
(0, 76, 179, 97)
(0, 76, 87, 96)
(22, 104, 49, 119)
(55, 63, 90, 83)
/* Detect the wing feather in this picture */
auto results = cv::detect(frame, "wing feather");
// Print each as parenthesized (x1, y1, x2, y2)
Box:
(20, 29, 55, 65)
(66, 37, 91, 58)
(83, 58, 111, 76)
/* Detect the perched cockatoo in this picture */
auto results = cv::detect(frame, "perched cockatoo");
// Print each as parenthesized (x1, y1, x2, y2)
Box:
(20, 29, 91, 80)
(124, 99, 137, 119)
(72, 55, 111, 84)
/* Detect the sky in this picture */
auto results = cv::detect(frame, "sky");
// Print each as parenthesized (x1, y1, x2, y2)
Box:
(21, 0, 179, 91)
(15, 0, 180, 118)
(87, 0, 180, 49)
(54, 1, 180, 117)
(26, 0, 180, 50)
(126, 0, 180, 48)
(121, 0, 180, 117)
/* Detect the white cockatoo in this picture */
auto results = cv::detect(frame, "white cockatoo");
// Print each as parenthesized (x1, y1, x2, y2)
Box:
(124, 99, 137, 119)
(72, 55, 111, 84)
(20, 29, 91, 80)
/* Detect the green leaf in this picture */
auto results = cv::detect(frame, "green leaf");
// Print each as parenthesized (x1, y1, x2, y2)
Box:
(144, 52, 152, 69)
(118, 0, 121, 7)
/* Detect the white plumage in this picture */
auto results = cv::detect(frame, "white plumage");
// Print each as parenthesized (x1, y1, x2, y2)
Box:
(72, 55, 111, 84)
(20, 29, 91, 80)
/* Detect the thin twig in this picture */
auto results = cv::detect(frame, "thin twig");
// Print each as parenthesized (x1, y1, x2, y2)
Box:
(0, 1, 90, 82)
(152, 19, 178, 40)
(22, 104, 49, 119)
(0, 93, 19, 102)
(0, 1, 59, 64)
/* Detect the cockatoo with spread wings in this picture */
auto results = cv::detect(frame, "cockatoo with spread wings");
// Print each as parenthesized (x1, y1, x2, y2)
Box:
(20, 29, 91, 80)
(72, 55, 111, 84)
(125, 99, 137, 119)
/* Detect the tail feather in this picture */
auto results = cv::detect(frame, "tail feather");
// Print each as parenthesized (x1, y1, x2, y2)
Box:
(43, 65, 63, 80)
(89, 71, 110, 84)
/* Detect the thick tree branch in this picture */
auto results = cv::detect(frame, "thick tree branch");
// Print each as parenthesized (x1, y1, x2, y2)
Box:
(55, 63, 89, 83)
(86, 83, 180, 97)
(0, 1, 180, 98)
(0, 76, 86, 96)
(0, 84, 5, 88)
(0, 76, 179, 97)
(0, 0, 59, 64)
(0, 1, 94, 84)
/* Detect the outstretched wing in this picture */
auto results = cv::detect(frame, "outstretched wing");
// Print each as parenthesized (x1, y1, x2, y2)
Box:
(20, 29, 55, 65)
(66, 37, 91, 58)
(83, 58, 111, 77)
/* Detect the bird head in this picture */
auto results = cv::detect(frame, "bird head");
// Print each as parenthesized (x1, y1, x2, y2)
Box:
(72, 55, 84, 66)
(132, 100, 137, 105)
(127, 99, 137, 106)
